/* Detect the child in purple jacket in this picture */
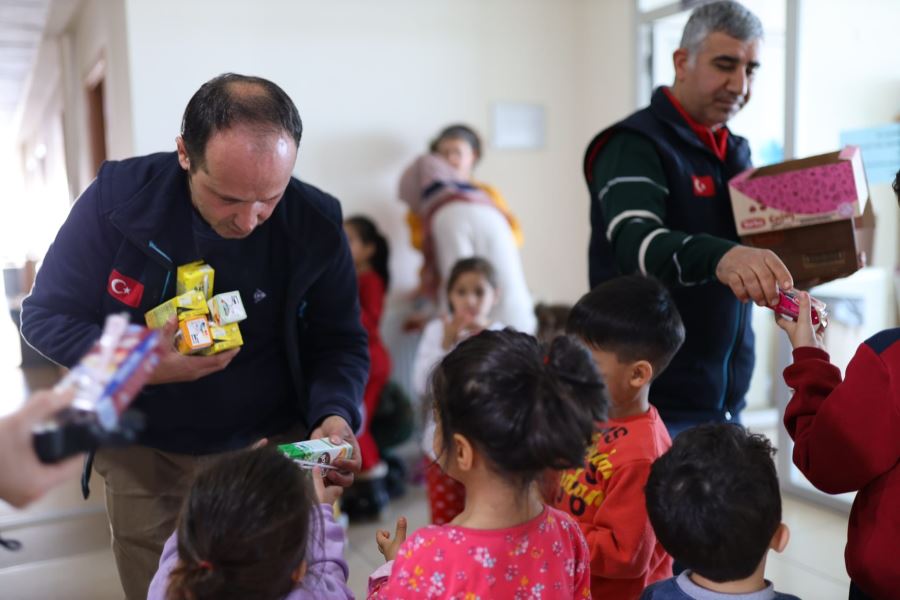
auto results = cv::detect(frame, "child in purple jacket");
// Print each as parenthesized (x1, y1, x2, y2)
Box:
(148, 448, 352, 600)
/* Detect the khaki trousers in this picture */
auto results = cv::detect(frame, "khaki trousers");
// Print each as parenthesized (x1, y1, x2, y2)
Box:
(93, 425, 306, 600)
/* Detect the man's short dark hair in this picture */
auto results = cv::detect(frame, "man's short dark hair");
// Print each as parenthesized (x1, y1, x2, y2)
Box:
(180, 73, 303, 172)
(566, 274, 684, 375)
(645, 424, 781, 582)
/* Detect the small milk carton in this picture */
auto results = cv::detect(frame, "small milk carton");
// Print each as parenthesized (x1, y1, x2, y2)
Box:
(207, 291, 247, 325)
(176, 261, 215, 298)
(278, 438, 354, 468)
(199, 322, 243, 355)
(145, 290, 209, 329)
(176, 315, 213, 354)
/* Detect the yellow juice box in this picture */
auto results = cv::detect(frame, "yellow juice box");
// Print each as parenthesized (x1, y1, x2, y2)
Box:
(207, 291, 247, 325)
(176, 261, 215, 298)
(144, 290, 209, 329)
(176, 316, 213, 354)
(199, 322, 243, 355)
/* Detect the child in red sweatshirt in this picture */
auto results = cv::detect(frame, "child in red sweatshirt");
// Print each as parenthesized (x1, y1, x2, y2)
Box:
(551, 274, 685, 600)
(775, 169, 900, 600)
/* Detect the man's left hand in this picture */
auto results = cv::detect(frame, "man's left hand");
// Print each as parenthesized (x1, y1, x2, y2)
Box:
(309, 415, 361, 487)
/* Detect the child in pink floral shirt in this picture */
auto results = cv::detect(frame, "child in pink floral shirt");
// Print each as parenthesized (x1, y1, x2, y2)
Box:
(368, 330, 610, 599)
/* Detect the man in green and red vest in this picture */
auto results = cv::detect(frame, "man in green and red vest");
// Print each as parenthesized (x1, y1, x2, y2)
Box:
(585, 1, 793, 437)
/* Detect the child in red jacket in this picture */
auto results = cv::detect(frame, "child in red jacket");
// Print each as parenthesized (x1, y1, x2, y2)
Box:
(775, 169, 900, 600)
(343, 216, 392, 520)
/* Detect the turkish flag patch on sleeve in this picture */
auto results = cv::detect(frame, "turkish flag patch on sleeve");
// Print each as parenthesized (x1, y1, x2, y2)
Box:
(691, 175, 716, 197)
(107, 270, 145, 308)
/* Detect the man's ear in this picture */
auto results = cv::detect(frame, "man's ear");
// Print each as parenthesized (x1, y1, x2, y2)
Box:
(673, 47, 691, 82)
(176, 136, 191, 171)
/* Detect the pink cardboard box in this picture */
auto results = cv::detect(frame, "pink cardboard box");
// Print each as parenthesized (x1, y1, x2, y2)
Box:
(729, 146, 869, 236)
(729, 146, 874, 288)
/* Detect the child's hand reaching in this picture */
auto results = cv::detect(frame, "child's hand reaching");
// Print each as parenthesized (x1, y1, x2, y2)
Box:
(442, 313, 485, 350)
(376, 516, 408, 562)
(774, 291, 825, 350)
(312, 467, 343, 505)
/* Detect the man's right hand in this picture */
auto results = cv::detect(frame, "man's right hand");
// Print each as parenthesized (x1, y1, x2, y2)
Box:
(147, 318, 239, 385)
(715, 245, 793, 307)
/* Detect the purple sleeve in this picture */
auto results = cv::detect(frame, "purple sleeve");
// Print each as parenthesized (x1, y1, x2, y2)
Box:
(287, 504, 353, 600)
(147, 530, 179, 600)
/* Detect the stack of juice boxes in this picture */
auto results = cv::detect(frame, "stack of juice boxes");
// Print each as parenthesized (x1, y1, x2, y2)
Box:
(144, 261, 246, 354)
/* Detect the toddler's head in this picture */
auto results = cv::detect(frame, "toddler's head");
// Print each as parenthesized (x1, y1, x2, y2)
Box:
(429, 124, 482, 180)
(166, 448, 318, 600)
(429, 329, 609, 490)
(446, 257, 499, 325)
(344, 215, 390, 287)
(645, 424, 789, 583)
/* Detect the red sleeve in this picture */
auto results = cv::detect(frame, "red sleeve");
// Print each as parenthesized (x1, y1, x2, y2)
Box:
(357, 272, 385, 337)
(582, 459, 659, 579)
(783, 345, 900, 494)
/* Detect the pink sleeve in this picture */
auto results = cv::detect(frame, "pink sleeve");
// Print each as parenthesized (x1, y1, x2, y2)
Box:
(367, 560, 394, 599)
(560, 510, 593, 599)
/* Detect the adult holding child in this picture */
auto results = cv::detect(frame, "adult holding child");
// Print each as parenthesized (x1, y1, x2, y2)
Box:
(584, 1, 793, 435)
(20, 73, 368, 599)
(399, 124, 537, 334)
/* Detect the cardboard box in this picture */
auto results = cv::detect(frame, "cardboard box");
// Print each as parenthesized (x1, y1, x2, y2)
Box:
(729, 146, 872, 288)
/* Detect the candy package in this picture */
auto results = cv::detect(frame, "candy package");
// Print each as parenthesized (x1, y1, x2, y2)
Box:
(33, 314, 160, 463)
(769, 289, 828, 327)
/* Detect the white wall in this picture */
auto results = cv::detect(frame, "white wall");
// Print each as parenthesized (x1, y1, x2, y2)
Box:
(64, 0, 135, 193)
(123, 0, 636, 303)
(795, 0, 899, 274)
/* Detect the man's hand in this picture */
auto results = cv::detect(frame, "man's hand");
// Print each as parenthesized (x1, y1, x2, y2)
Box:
(0, 390, 83, 508)
(774, 291, 825, 351)
(376, 516, 408, 562)
(148, 318, 239, 385)
(715, 246, 793, 306)
(309, 415, 361, 487)
(311, 467, 343, 505)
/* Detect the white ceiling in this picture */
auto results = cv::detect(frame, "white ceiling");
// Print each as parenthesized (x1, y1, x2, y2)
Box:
(0, 0, 50, 126)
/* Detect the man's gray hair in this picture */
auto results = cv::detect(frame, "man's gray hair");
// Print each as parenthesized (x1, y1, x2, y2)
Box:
(680, 1, 764, 59)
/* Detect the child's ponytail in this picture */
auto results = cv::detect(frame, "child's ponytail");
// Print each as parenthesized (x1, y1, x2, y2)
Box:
(530, 335, 609, 470)
(430, 330, 608, 486)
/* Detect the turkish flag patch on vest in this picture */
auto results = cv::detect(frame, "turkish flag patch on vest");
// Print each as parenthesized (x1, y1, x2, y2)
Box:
(692, 175, 716, 197)
(107, 270, 144, 308)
